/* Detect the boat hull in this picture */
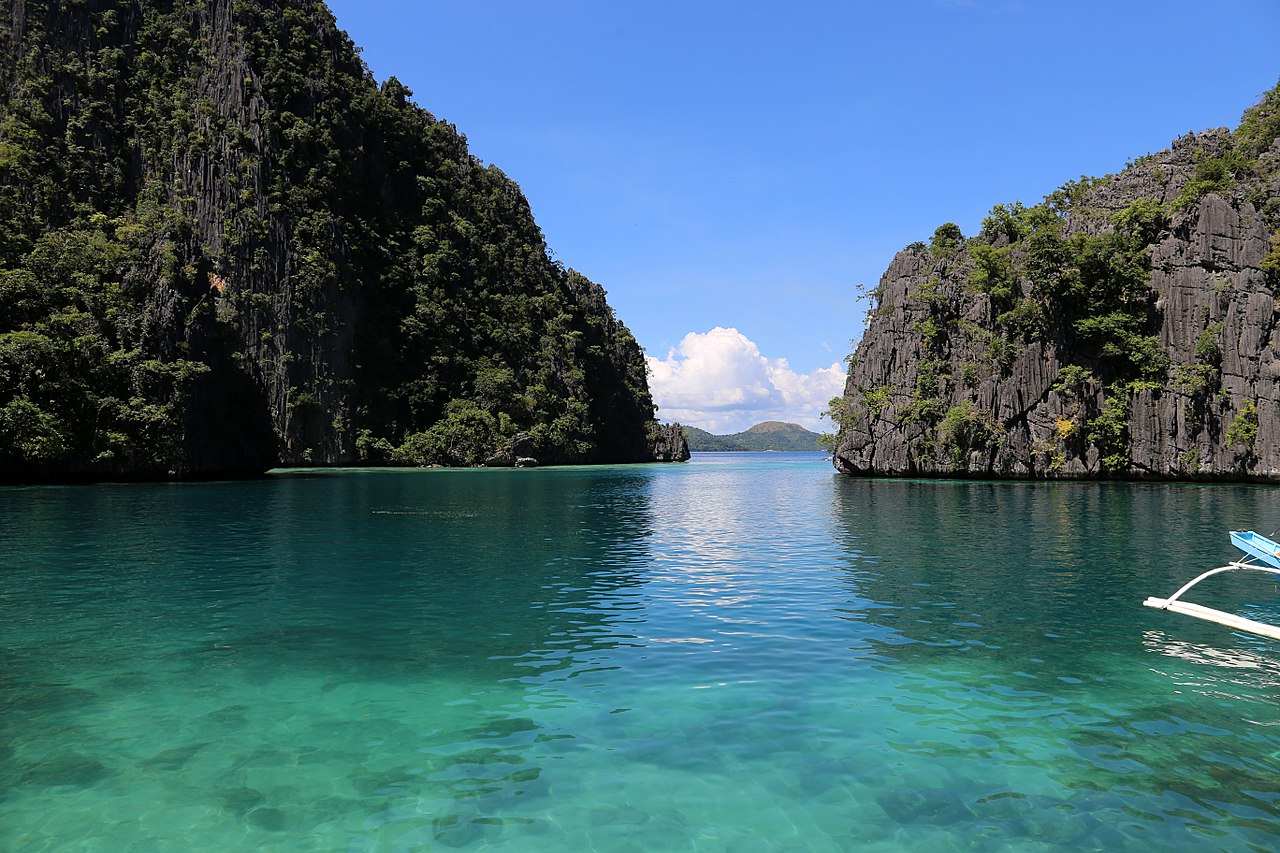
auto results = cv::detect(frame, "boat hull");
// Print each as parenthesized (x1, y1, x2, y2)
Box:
(1230, 530, 1280, 569)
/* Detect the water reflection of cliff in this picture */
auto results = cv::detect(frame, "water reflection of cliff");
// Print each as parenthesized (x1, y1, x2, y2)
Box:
(3, 469, 659, 689)
(0, 468, 661, 848)
(828, 478, 1280, 652)
(242, 467, 660, 684)
(825, 477, 1280, 846)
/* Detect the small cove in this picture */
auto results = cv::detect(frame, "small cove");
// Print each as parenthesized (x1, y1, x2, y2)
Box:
(3, 452, 1280, 850)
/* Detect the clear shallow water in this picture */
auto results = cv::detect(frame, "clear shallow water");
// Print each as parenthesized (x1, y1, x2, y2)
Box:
(4, 452, 1280, 850)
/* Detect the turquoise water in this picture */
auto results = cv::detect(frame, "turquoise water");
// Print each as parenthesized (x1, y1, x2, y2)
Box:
(4, 452, 1280, 850)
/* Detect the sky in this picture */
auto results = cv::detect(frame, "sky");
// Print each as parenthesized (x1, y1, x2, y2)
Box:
(324, 0, 1280, 433)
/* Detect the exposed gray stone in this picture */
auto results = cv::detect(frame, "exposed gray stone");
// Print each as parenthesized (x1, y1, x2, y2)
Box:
(483, 451, 514, 468)
(510, 432, 536, 459)
(651, 423, 691, 462)
(834, 120, 1280, 483)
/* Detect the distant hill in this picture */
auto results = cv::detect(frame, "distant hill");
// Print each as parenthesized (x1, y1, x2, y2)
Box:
(685, 421, 822, 452)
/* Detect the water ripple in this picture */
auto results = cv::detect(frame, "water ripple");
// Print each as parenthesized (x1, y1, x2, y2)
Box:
(5, 457, 1280, 848)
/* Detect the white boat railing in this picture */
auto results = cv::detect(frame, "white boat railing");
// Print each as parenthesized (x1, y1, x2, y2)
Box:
(1144, 558, 1280, 641)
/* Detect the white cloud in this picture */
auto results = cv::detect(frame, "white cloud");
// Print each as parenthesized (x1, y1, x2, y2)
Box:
(646, 327, 848, 433)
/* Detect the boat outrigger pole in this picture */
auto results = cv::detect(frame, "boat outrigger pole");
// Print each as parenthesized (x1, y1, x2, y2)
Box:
(1144, 531, 1280, 641)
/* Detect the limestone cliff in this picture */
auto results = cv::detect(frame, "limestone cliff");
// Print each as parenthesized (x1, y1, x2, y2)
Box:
(650, 422, 692, 462)
(0, 0, 685, 480)
(833, 83, 1280, 481)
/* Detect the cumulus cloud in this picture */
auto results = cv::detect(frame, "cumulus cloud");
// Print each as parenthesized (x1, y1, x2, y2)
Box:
(646, 327, 848, 433)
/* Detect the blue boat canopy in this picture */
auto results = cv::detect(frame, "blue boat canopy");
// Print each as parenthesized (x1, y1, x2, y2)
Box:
(1230, 530, 1280, 570)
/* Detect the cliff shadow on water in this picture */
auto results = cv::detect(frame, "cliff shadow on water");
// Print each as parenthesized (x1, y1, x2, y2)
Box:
(0, 465, 666, 841)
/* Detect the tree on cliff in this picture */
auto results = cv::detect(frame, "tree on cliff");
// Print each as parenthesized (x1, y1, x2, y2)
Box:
(0, 0, 674, 480)
(832, 79, 1280, 482)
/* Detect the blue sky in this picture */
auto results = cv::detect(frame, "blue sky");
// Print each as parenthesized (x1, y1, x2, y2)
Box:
(325, 0, 1280, 432)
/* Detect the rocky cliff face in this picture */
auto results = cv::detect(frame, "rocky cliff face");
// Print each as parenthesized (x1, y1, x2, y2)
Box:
(0, 0, 683, 480)
(833, 84, 1280, 481)
(650, 422, 692, 462)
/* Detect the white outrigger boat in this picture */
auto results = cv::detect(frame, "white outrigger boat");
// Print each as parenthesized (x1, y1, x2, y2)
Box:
(1144, 530, 1280, 641)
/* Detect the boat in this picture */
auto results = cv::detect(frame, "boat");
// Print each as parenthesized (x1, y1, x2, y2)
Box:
(1143, 530, 1280, 641)
(1226, 530, 1280, 569)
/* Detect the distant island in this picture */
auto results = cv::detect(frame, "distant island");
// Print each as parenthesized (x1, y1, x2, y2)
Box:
(685, 421, 822, 452)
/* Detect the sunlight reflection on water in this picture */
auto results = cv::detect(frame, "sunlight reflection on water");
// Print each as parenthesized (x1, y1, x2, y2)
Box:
(3, 455, 1280, 849)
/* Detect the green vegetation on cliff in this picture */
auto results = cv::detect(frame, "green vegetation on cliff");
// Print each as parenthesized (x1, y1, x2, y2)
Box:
(835, 78, 1280, 481)
(0, 0, 667, 479)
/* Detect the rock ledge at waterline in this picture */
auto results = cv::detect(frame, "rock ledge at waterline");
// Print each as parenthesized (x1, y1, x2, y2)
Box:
(833, 82, 1280, 482)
